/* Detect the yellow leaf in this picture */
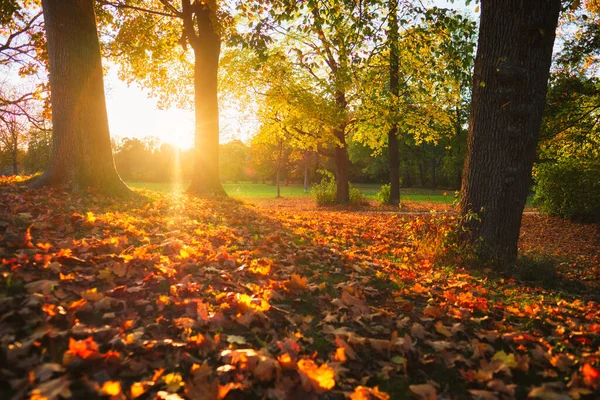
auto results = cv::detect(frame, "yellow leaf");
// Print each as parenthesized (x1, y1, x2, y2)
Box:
(130, 382, 145, 398)
(492, 351, 518, 368)
(102, 381, 121, 396)
(163, 372, 184, 393)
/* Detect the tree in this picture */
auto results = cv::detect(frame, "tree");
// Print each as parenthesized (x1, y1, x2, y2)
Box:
(353, 8, 475, 191)
(0, 110, 25, 175)
(265, 0, 383, 203)
(104, 0, 251, 196)
(459, 0, 561, 263)
(22, 126, 51, 173)
(387, 0, 401, 205)
(0, 2, 48, 131)
(29, 0, 129, 194)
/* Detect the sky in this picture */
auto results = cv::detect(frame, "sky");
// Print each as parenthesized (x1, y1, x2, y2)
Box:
(103, 0, 478, 150)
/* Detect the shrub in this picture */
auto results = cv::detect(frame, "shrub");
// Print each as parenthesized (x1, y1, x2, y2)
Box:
(404, 214, 475, 265)
(534, 161, 600, 221)
(376, 184, 391, 204)
(312, 170, 364, 205)
(349, 186, 364, 203)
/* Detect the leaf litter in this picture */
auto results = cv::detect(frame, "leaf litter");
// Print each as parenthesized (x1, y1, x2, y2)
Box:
(0, 179, 599, 399)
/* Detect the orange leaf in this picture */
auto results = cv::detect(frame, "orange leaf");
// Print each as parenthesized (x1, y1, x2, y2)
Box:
(582, 363, 599, 387)
(350, 386, 390, 400)
(297, 359, 335, 393)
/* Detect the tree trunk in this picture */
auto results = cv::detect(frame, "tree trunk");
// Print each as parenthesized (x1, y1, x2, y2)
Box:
(334, 128, 350, 203)
(418, 163, 424, 188)
(455, 106, 463, 190)
(32, 0, 129, 194)
(334, 88, 350, 204)
(387, 0, 400, 206)
(459, 0, 561, 263)
(187, 5, 225, 196)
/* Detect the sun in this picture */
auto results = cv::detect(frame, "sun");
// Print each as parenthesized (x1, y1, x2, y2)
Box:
(163, 125, 194, 150)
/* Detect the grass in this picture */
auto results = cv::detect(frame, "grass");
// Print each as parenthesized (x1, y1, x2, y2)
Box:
(126, 181, 458, 204)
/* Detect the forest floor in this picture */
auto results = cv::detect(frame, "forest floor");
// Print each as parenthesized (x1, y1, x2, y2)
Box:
(0, 178, 599, 400)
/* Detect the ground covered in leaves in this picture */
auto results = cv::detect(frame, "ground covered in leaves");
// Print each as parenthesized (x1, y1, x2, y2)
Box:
(1, 179, 599, 400)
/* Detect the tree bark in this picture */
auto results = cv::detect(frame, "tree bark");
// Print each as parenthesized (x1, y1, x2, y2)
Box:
(32, 0, 129, 195)
(387, 0, 400, 206)
(459, 0, 561, 263)
(186, 3, 225, 196)
(334, 127, 350, 203)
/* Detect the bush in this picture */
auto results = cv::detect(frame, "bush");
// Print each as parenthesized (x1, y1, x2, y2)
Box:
(376, 184, 391, 204)
(534, 161, 600, 221)
(312, 170, 364, 205)
(349, 186, 364, 203)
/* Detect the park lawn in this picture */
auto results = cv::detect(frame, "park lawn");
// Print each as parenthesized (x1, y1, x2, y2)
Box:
(0, 177, 598, 399)
(127, 181, 458, 204)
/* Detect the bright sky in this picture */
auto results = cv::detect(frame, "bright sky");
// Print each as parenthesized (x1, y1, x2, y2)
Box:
(103, 1, 477, 150)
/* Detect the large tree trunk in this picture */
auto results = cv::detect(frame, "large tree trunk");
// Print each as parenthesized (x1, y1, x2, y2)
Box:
(32, 0, 129, 194)
(387, 0, 400, 206)
(187, 5, 225, 196)
(334, 89, 350, 203)
(459, 0, 561, 263)
(334, 127, 350, 203)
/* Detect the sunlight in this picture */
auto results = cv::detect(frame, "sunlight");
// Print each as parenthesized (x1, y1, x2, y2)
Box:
(172, 146, 183, 195)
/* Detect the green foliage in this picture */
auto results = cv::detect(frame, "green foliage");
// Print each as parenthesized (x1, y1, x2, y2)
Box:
(312, 170, 337, 204)
(312, 170, 363, 205)
(22, 128, 51, 174)
(534, 161, 600, 221)
(376, 184, 391, 204)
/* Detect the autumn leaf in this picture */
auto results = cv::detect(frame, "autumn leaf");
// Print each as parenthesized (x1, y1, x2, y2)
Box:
(491, 351, 518, 368)
(409, 383, 437, 400)
(297, 359, 336, 393)
(350, 386, 390, 400)
(582, 363, 599, 388)
(101, 380, 122, 396)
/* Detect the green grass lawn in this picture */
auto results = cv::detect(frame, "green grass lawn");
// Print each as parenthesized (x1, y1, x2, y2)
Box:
(126, 181, 458, 204)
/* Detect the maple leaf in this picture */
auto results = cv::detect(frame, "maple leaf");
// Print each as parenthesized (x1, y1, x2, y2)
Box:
(30, 377, 72, 400)
(63, 337, 100, 364)
(297, 359, 336, 393)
